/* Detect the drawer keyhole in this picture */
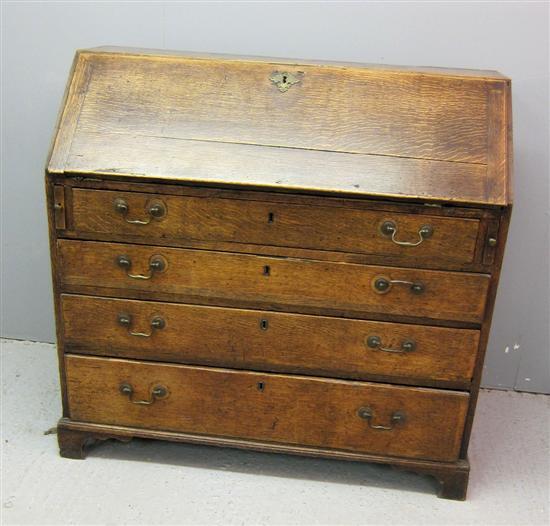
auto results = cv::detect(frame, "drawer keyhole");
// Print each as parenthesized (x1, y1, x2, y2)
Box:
(260, 319, 269, 330)
(263, 265, 271, 276)
(257, 382, 265, 392)
(268, 212, 275, 224)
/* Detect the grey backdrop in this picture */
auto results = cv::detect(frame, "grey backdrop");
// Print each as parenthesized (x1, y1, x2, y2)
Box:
(1, 1, 548, 393)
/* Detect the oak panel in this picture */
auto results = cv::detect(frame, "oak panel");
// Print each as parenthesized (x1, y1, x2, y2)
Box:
(61, 294, 480, 384)
(57, 240, 490, 323)
(70, 188, 480, 263)
(47, 48, 511, 206)
(76, 52, 489, 163)
(65, 354, 469, 462)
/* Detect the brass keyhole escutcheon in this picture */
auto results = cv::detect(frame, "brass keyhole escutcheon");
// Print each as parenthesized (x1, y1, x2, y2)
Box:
(270, 71, 303, 92)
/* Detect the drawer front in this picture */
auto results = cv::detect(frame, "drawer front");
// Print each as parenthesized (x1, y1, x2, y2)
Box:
(65, 355, 469, 461)
(58, 240, 490, 323)
(62, 294, 480, 384)
(70, 189, 480, 264)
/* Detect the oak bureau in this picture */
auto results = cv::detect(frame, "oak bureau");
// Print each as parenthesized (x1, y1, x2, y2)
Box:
(46, 47, 512, 500)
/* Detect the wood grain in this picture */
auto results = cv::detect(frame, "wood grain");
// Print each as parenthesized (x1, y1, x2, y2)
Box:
(65, 354, 469, 462)
(75, 52, 489, 163)
(45, 48, 513, 500)
(46, 48, 511, 207)
(57, 240, 490, 323)
(90, 46, 508, 80)
(70, 188, 480, 264)
(61, 294, 480, 385)
(64, 132, 495, 205)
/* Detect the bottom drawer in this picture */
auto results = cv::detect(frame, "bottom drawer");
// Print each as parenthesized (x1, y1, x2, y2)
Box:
(65, 355, 469, 462)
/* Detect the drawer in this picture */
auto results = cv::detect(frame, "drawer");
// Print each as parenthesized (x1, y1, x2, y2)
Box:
(65, 355, 469, 462)
(61, 294, 480, 385)
(69, 189, 480, 264)
(58, 240, 490, 323)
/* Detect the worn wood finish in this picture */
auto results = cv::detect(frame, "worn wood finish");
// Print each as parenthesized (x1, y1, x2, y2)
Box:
(61, 294, 480, 385)
(47, 49, 511, 207)
(90, 47, 508, 79)
(61, 176, 504, 218)
(63, 133, 496, 206)
(70, 188, 480, 264)
(65, 52, 490, 162)
(59, 179, 502, 273)
(65, 355, 469, 462)
(58, 239, 490, 323)
(47, 48, 513, 500)
(45, 178, 70, 416)
(460, 207, 513, 456)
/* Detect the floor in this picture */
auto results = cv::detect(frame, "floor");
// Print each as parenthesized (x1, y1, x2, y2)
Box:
(1, 339, 548, 526)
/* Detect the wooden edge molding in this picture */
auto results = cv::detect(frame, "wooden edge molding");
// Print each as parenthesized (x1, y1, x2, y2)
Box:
(85, 46, 508, 81)
(57, 418, 470, 500)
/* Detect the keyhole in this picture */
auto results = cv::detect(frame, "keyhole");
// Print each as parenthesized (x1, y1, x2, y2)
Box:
(282, 75, 287, 84)
(260, 319, 269, 331)
(263, 265, 271, 276)
(257, 382, 265, 392)
(268, 212, 275, 224)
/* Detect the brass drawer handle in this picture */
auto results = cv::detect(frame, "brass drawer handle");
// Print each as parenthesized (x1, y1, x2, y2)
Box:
(119, 383, 168, 405)
(358, 407, 406, 430)
(380, 220, 433, 247)
(372, 276, 425, 294)
(366, 335, 416, 353)
(118, 313, 165, 337)
(116, 254, 166, 280)
(114, 198, 166, 225)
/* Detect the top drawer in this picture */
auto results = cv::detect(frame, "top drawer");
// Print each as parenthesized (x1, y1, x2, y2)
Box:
(67, 189, 480, 264)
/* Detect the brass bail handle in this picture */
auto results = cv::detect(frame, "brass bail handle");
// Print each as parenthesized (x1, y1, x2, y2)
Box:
(372, 276, 425, 295)
(380, 220, 433, 247)
(114, 198, 166, 225)
(358, 407, 406, 431)
(366, 335, 416, 354)
(119, 383, 168, 405)
(118, 313, 165, 337)
(116, 254, 166, 280)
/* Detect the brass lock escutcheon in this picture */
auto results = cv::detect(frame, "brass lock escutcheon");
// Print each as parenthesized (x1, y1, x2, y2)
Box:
(118, 313, 166, 337)
(114, 197, 166, 225)
(358, 406, 406, 431)
(372, 275, 425, 295)
(119, 383, 169, 405)
(270, 71, 302, 92)
(366, 335, 416, 354)
(380, 220, 433, 247)
(116, 254, 166, 280)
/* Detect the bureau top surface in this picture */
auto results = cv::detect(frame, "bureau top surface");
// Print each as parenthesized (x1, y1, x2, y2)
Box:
(47, 46, 512, 206)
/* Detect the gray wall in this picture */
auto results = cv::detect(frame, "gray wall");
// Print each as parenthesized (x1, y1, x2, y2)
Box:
(1, 1, 548, 393)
